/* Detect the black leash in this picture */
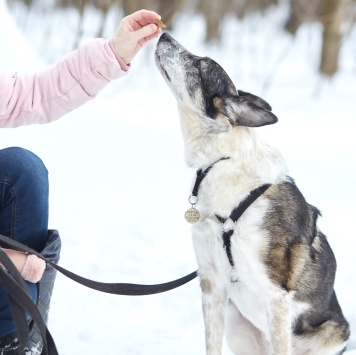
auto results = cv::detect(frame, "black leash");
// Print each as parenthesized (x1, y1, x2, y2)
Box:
(0, 235, 197, 296)
(0, 236, 197, 355)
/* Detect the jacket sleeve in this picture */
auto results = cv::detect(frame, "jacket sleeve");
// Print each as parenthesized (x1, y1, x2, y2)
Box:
(0, 38, 129, 128)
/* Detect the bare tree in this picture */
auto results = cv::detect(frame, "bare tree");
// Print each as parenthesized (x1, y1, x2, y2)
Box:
(92, 0, 120, 38)
(230, 0, 278, 19)
(196, 0, 229, 41)
(122, 0, 142, 16)
(319, 0, 350, 77)
(285, 0, 321, 34)
(156, 0, 186, 29)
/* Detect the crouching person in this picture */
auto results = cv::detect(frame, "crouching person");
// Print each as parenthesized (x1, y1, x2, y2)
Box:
(0, 8, 162, 354)
(0, 148, 61, 354)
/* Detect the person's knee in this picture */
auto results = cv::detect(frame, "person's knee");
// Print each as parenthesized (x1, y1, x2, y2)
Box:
(0, 147, 48, 186)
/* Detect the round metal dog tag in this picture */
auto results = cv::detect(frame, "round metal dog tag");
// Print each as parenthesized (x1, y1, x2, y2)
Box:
(184, 207, 200, 224)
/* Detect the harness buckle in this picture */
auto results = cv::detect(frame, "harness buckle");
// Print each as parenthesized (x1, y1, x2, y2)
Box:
(222, 218, 236, 232)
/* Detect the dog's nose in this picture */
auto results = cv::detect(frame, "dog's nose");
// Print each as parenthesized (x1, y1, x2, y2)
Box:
(159, 32, 172, 41)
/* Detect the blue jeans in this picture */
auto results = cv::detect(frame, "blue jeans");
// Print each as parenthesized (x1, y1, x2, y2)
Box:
(0, 147, 49, 337)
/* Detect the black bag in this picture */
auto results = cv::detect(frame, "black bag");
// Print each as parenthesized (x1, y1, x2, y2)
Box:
(0, 230, 61, 355)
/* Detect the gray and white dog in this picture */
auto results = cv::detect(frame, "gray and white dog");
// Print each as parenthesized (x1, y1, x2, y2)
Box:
(155, 33, 349, 355)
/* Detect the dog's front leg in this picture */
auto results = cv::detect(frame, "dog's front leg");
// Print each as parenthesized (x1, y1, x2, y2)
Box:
(268, 291, 292, 355)
(200, 274, 227, 355)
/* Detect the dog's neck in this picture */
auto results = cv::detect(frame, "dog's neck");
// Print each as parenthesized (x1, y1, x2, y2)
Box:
(183, 125, 288, 184)
(182, 124, 263, 164)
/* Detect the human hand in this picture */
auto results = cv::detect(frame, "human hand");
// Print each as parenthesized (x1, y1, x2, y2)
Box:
(113, 9, 162, 64)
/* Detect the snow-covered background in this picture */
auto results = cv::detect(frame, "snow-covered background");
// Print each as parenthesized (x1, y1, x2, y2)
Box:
(1, 0, 355, 353)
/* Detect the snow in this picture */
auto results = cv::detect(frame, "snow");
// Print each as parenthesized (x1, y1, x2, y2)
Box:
(1, 0, 356, 353)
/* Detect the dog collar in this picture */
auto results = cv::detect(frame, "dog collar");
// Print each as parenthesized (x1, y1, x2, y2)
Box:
(184, 157, 230, 224)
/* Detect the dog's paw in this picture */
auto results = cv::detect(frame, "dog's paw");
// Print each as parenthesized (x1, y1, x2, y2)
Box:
(230, 267, 239, 283)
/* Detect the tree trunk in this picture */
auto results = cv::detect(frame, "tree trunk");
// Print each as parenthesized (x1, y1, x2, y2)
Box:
(319, 0, 349, 77)
(285, 0, 321, 35)
(197, 0, 228, 42)
(157, 0, 186, 29)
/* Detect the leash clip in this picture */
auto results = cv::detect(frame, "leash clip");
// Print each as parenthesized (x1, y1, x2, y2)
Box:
(188, 195, 198, 206)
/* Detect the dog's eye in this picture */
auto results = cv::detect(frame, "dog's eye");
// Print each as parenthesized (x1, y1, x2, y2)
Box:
(183, 53, 192, 61)
(193, 58, 201, 68)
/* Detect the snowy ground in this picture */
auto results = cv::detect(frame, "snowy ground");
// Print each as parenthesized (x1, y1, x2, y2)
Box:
(1, 1, 356, 354)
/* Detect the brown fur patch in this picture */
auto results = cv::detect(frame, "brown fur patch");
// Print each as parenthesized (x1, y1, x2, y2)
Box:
(263, 182, 316, 291)
(266, 246, 289, 289)
(287, 243, 309, 290)
(302, 320, 350, 348)
(212, 97, 225, 114)
(200, 278, 213, 294)
(266, 243, 309, 291)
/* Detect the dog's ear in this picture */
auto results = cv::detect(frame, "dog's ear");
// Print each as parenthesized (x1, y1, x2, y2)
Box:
(237, 90, 272, 111)
(217, 91, 278, 127)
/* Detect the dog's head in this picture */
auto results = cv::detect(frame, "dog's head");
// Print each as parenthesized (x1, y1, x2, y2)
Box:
(155, 33, 278, 164)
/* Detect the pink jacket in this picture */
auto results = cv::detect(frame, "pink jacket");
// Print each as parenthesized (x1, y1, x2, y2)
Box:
(0, 38, 129, 128)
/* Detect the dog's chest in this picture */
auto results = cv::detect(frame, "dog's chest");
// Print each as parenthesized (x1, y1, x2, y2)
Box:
(189, 166, 284, 330)
(192, 196, 274, 333)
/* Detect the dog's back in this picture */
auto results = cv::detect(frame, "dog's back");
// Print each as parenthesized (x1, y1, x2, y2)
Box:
(262, 181, 349, 354)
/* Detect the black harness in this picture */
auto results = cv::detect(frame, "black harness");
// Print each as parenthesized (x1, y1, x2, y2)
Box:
(215, 184, 271, 266)
(189, 157, 271, 267)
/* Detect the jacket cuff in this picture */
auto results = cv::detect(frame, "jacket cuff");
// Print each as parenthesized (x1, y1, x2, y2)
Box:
(21, 254, 46, 283)
(108, 39, 131, 71)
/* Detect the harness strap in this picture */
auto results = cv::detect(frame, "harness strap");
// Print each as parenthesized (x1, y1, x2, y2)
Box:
(221, 229, 235, 267)
(216, 183, 271, 267)
(192, 157, 229, 197)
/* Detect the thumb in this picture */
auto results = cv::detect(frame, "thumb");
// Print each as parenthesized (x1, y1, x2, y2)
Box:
(133, 24, 157, 41)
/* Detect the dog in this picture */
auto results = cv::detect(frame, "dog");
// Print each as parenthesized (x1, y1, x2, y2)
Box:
(155, 33, 350, 355)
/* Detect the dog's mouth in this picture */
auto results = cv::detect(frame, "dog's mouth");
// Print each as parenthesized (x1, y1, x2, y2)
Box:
(155, 48, 171, 82)
(162, 67, 171, 82)
(157, 59, 171, 82)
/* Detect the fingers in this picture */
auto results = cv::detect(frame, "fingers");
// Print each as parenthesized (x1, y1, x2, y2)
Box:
(119, 9, 161, 34)
(112, 9, 162, 64)
(132, 23, 161, 42)
(129, 9, 161, 26)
